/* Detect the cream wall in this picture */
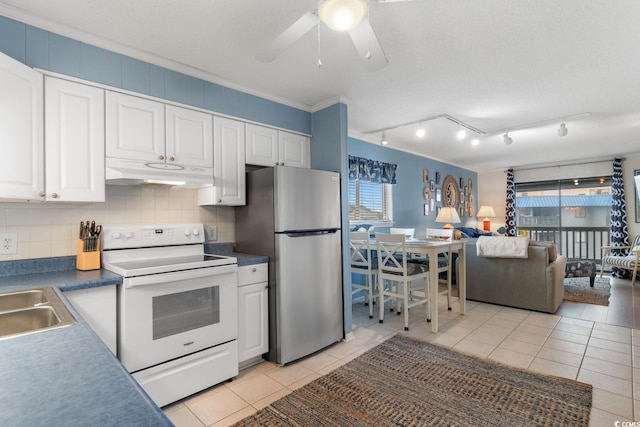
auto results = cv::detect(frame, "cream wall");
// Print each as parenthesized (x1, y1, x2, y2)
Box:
(0, 185, 235, 261)
(477, 154, 640, 237)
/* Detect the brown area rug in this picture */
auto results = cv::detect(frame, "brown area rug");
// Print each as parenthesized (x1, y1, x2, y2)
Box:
(233, 335, 592, 426)
(564, 276, 611, 306)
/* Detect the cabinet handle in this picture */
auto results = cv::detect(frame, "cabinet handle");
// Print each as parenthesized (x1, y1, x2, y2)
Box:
(265, 284, 268, 289)
(38, 191, 45, 197)
(169, 156, 175, 162)
(217, 199, 222, 203)
(252, 267, 257, 272)
(158, 155, 164, 160)
(50, 193, 58, 199)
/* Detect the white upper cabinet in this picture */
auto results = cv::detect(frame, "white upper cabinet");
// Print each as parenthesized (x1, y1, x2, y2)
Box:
(279, 130, 310, 169)
(245, 123, 309, 168)
(165, 105, 213, 168)
(0, 52, 43, 201)
(106, 91, 165, 163)
(45, 77, 105, 202)
(198, 116, 246, 206)
(106, 91, 213, 169)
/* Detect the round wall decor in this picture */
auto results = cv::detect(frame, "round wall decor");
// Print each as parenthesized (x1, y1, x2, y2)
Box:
(442, 175, 460, 209)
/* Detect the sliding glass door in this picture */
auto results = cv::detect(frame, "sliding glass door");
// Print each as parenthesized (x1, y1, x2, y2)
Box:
(515, 177, 611, 261)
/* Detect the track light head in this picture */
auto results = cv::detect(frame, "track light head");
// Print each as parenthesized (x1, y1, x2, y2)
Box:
(503, 132, 513, 145)
(471, 134, 480, 146)
(558, 122, 568, 137)
(456, 128, 467, 140)
(381, 132, 388, 145)
(416, 124, 426, 138)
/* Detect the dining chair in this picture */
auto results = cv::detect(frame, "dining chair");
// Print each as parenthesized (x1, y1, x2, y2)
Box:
(376, 233, 430, 331)
(350, 231, 378, 318)
(390, 228, 415, 240)
(600, 235, 640, 286)
(405, 227, 455, 310)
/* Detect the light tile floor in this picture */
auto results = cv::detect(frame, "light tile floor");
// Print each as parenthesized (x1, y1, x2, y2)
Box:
(164, 276, 638, 426)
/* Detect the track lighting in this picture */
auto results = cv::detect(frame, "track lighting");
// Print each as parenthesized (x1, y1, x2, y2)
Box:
(558, 122, 568, 137)
(456, 128, 467, 140)
(471, 134, 480, 146)
(503, 132, 513, 145)
(415, 123, 426, 138)
(381, 132, 388, 145)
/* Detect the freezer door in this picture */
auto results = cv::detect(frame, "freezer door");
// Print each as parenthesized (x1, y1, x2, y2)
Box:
(274, 167, 341, 232)
(275, 230, 343, 365)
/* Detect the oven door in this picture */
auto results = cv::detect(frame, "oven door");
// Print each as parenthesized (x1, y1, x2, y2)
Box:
(118, 264, 238, 373)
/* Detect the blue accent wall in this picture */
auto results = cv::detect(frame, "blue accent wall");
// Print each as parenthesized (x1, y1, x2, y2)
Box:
(348, 137, 479, 236)
(0, 14, 311, 134)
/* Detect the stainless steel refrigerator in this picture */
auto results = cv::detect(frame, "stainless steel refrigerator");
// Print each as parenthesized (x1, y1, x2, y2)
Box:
(235, 166, 343, 365)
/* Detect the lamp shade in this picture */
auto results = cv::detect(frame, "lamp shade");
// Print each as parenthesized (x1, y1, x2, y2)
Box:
(476, 206, 496, 219)
(435, 207, 461, 229)
(318, 0, 368, 32)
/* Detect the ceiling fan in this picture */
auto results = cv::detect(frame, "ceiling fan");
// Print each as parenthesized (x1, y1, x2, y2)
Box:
(255, 0, 419, 72)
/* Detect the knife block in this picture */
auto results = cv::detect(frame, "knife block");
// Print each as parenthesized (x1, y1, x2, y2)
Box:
(76, 239, 101, 271)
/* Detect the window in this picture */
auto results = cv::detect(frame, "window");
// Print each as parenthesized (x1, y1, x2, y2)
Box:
(349, 180, 392, 222)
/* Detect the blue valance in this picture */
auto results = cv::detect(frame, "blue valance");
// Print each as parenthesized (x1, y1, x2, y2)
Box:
(348, 155, 397, 184)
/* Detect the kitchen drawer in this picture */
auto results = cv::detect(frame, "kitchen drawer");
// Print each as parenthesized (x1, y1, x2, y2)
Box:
(238, 263, 268, 286)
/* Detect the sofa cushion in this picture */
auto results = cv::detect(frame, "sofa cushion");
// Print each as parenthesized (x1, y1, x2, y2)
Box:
(529, 240, 557, 261)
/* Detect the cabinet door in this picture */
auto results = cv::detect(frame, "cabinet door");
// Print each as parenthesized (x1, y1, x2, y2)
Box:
(0, 52, 43, 200)
(45, 77, 105, 202)
(166, 105, 213, 168)
(278, 131, 310, 168)
(245, 123, 278, 166)
(200, 116, 245, 205)
(238, 281, 268, 363)
(105, 91, 165, 162)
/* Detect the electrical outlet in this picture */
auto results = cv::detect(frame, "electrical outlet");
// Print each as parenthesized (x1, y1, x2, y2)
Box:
(0, 233, 17, 255)
(205, 226, 218, 241)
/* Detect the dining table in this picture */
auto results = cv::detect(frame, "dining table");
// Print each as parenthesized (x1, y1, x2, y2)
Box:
(371, 237, 467, 333)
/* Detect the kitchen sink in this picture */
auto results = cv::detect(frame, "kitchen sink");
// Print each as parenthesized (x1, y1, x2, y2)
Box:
(0, 287, 77, 340)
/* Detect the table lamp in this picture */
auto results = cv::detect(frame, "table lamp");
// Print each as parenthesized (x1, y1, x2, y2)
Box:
(477, 205, 496, 231)
(435, 207, 461, 229)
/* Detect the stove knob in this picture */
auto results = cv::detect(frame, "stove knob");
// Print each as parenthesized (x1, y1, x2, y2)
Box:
(184, 230, 191, 236)
(112, 232, 121, 239)
(124, 232, 133, 239)
(192, 229, 200, 236)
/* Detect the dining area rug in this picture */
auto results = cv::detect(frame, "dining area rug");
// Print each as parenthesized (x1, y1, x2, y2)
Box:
(232, 334, 592, 426)
(563, 276, 611, 306)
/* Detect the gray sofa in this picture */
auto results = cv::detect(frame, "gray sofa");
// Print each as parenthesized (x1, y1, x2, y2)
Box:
(458, 239, 567, 313)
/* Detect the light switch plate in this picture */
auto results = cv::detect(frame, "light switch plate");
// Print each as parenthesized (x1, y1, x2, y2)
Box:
(0, 233, 17, 254)
(205, 226, 218, 241)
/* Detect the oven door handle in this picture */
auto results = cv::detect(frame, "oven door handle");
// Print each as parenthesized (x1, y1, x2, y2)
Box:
(122, 264, 237, 288)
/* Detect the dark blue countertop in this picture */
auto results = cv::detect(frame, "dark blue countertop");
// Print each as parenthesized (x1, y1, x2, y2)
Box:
(0, 262, 173, 427)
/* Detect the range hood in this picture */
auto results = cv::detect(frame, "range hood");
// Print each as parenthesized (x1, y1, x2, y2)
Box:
(105, 157, 213, 187)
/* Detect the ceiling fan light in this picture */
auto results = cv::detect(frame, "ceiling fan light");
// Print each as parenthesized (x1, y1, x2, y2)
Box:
(318, 0, 368, 32)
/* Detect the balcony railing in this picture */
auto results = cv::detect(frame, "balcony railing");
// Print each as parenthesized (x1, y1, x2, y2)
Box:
(517, 226, 610, 263)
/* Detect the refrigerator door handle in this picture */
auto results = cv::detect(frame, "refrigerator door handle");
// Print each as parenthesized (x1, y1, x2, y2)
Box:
(279, 229, 338, 238)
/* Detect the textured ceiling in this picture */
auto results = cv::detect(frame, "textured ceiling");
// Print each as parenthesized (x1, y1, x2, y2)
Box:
(2, 0, 639, 172)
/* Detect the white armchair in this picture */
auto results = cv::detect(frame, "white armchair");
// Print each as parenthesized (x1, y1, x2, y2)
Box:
(600, 235, 640, 286)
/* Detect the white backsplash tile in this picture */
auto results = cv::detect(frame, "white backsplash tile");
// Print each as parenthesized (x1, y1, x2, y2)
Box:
(0, 185, 236, 261)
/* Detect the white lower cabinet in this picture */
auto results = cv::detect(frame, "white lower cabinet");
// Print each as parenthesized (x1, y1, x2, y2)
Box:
(237, 263, 268, 366)
(64, 286, 117, 355)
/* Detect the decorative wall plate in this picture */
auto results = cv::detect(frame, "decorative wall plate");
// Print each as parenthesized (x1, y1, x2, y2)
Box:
(442, 175, 460, 209)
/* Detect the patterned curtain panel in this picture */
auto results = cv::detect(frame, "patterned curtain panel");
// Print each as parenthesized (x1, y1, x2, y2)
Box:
(348, 155, 398, 184)
(505, 168, 516, 236)
(610, 157, 631, 279)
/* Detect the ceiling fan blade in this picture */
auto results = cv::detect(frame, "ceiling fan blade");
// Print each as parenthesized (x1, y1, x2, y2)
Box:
(348, 17, 388, 72)
(255, 11, 318, 62)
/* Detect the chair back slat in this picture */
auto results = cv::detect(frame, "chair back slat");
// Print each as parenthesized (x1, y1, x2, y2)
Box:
(350, 231, 373, 269)
(376, 233, 407, 276)
(390, 228, 415, 240)
(426, 228, 453, 240)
